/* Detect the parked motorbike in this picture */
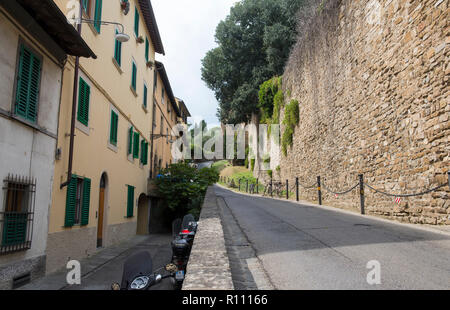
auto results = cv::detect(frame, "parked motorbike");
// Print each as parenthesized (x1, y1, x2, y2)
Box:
(111, 251, 177, 290)
(170, 214, 198, 289)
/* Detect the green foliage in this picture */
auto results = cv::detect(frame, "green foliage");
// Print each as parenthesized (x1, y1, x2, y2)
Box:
(258, 77, 282, 123)
(281, 99, 300, 156)
(201, 0, 304, 124)
(267, 170, 273, 178)
(155, 162, 219, 218)
(250, 159, 255, 171)
(212, 160, 229, 173)
(276, 165, 281, 173)
(263, 156, 271, 164)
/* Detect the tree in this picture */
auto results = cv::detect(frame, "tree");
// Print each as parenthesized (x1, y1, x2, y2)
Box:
(201, 0, 305, 124)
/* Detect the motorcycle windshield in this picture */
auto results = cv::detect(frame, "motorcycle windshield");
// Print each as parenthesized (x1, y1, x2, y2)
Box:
(172, 218, 182, 237)
(120, 251, 153, 289)
(181, 214, 195, 231)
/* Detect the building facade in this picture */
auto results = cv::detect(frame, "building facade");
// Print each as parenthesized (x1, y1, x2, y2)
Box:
(46, 0, 168, 274)
(0, 0, 95, 289)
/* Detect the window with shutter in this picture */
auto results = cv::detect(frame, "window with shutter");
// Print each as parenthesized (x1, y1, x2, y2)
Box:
(131, 61, 137, 91)
(128, 126, 133, 155)
(15, 44, 41, 123)
(114, 29, 122, 66)
(143, 84, 148, 108)
(81, 178, 91, 226)
(145, 37, 149, 62)
(133, 132, 139, 158)
(110, 110, 118, 145)
(64, 176, 78, 227)
(77, 78, 90, 126)
(93, 0, 103, 33)
(134, 7, 139, 37)
(126, 185, 135, 218)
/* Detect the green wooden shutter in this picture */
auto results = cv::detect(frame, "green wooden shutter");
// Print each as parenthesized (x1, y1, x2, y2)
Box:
(77, 78, 90, 126)
(134, 7, 139, 37)
(145, 38, 149, 62)
(64, 176, 78, 227)
(131, 62, 137, 91)
(128, 126, 133, 155)
(15, 44, 41, 123)
(114, 30, 122, 66)
(143, 84, 148, 108)
(127, 185, 135, 218)
(81, 178, 91, 226)
(133, 132, 139, 158)
(143, 142, 148, 165)
(94, 0, 103, 33)
(110, 110, 118, 145)
(2, 213, 27, 246)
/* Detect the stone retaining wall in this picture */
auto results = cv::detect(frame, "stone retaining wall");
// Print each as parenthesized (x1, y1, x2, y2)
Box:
(276, 0, 449, 225)
(182, 186, 234, 290)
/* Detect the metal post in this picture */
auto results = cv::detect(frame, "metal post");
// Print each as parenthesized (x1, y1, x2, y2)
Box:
(359, 174, 365, 215)
(286, 179, 289, 199)
(256, 178, 259, 194)
(246, 180, 249, 193)
(317, 176, 322, 205)
(239, 179, 241, 191)
(296, 177, 299, 202)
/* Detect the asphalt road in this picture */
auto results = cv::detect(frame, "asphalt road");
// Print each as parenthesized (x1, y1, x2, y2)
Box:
(215, 185, 450, 290)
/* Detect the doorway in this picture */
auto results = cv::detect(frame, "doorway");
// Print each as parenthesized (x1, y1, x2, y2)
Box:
(136, 194, 150, 235)
(97, 173, 107, 248)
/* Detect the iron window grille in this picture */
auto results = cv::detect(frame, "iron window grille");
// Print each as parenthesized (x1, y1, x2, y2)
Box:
(1, 174, 36, 255)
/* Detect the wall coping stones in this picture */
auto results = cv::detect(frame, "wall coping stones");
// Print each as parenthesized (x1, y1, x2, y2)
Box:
(182, 186, 234, 290)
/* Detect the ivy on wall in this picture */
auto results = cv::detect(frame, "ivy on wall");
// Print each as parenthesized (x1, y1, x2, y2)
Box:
(281, 99, 300, 156)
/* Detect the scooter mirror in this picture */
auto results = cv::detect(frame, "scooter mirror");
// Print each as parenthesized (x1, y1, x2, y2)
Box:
(111, 283, 121, 290)
(155, 274, 162, 284)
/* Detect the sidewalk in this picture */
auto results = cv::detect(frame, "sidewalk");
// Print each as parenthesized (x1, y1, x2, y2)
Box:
(20, 234, 173, 290)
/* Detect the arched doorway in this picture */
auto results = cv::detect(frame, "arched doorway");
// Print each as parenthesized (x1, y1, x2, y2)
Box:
(136, 194, 150, 235)
(97, 173, 107, 248)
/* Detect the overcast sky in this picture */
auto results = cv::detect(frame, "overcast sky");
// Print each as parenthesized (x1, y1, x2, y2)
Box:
(151, 0, 237, 129)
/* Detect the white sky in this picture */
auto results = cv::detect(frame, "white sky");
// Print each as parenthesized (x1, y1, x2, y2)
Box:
(151, 0, 238, 128)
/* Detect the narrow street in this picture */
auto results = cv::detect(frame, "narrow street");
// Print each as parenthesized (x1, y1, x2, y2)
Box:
(215, 185, 450, 290)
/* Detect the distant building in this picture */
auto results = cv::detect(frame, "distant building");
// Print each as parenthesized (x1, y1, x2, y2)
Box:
(0, 0, 95, 289)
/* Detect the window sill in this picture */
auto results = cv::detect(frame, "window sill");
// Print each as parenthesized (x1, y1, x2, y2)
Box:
(112, 57, 123, 74)
(130, 86, 138, 97)
(76, 120, 90, 136)
(107, 142, 118, 153)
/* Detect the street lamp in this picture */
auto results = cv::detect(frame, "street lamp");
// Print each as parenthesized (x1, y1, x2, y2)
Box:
(80, 19, 130, 42)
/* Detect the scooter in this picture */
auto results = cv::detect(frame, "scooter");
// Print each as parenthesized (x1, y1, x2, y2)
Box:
(170, 214, 198, 289)
(111, 251, 178, 290)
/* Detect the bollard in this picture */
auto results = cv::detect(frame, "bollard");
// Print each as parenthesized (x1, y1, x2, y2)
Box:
(286, 179, 289, 199)
(296, 177, 299, 202)
(239, 179, 241, 191)
(256, 178, 259, 194)
(359, 174, 365, 215)
(317, 176, 322, 205)
(246, 180, 249, 193)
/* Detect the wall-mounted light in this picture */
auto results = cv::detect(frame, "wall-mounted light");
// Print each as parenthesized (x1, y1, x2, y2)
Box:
(81, 19, 129, 42)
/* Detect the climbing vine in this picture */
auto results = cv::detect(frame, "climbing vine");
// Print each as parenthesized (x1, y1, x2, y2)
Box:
(281, 99, 300, 156)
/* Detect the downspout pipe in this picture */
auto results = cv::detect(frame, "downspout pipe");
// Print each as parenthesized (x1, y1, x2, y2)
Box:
(61, 1, 82, 189)
(149, 63, 163, 179)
